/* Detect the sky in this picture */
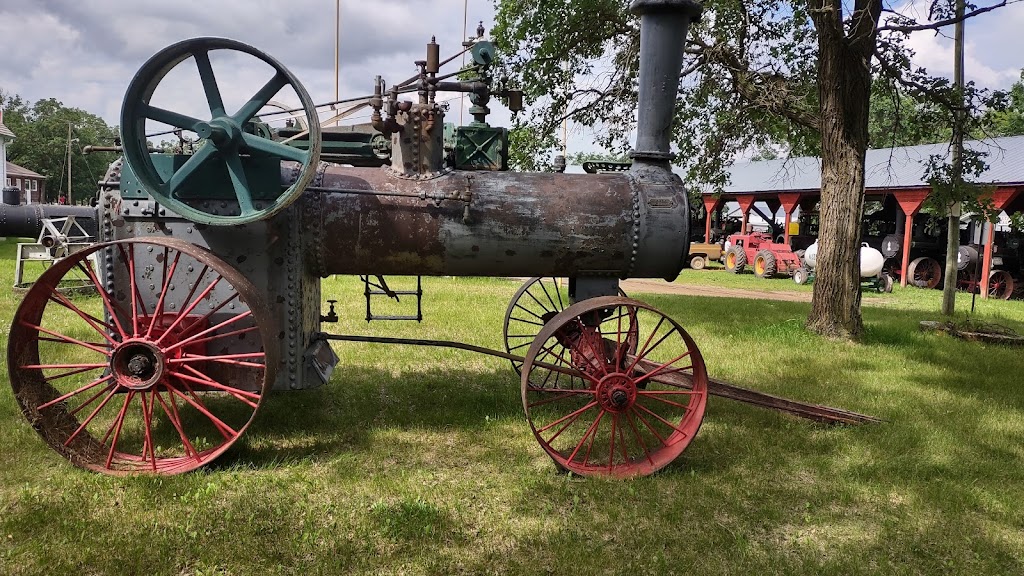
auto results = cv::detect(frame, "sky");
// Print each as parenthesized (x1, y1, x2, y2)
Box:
(0, 0, 1023, 158)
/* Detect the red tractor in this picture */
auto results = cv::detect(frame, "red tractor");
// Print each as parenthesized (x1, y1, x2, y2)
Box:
(723, 232, 803, 278)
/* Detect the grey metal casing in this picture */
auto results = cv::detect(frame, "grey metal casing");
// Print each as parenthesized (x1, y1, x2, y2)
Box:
(98, 189, 336, 392)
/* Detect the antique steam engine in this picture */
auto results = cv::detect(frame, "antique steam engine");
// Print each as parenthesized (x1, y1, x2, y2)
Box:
(6, 0, 711, 478)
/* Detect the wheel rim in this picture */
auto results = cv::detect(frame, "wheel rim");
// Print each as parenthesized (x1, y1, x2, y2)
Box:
(911, 257, 942, 289)
(755, 258, 764, 275)
(989, 271, 1015, 300)
(120, 38, 322, 225)
(521, 296, 707, 478)
(8, 238, 277, 474)
(504, 278, 636, 384)
(726, 253, 735, 268)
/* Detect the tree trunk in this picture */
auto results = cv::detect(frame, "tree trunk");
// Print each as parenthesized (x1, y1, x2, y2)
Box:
(806, 5, 878, 340)
(941, 205, 961, 315)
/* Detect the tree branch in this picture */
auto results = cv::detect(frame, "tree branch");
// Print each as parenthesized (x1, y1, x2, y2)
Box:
(691, 36, 820, 130)
(877, 1, 1010, 33)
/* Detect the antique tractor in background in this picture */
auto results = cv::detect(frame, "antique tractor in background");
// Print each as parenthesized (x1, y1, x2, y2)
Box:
(722, 232, 803, 279)
(4, 1, 718, 478)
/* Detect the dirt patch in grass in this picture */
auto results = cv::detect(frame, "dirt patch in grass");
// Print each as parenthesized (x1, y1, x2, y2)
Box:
(622, 278, 812, 302)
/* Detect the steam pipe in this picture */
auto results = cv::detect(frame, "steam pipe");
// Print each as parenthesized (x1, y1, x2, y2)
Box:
(629, 0, 703, 162)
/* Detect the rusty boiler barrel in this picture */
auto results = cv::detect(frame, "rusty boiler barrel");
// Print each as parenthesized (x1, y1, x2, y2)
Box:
(303, 163, 690, 280)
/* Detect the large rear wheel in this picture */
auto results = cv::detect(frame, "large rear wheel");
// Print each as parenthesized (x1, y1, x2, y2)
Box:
(8, 238, 278, 474)
(753, 250, 777, 279)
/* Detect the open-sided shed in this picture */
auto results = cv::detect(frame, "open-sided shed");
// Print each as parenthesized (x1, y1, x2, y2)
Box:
(703, 135, 1024, 296)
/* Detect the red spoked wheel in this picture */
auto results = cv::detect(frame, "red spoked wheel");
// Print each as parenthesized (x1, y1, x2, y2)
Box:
(521, 296, 707, 478)
(908, 256, 942, 289)
(8, 237, 278, 475)
(988, 270, 1015, 300)
(504, 278, 636, 386)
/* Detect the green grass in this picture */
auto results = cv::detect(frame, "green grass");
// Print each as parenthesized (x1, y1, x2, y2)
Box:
(2, 238, 1024, 575)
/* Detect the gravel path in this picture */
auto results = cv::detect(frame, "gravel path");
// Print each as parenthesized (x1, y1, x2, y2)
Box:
(619, 278, 813, 302)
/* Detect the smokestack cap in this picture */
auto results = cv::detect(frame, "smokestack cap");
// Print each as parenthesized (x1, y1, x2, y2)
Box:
(629, 0, 703, 19)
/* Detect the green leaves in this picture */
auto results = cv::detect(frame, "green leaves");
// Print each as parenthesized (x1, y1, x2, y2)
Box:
(0, 90, 118, 203)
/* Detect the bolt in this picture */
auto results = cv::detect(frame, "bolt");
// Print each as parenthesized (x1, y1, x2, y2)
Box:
(611, 389, 629, 408)
(127, 354, 152, 377)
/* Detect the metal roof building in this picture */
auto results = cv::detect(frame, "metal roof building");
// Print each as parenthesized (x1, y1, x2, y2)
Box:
(701, 135, 1024, 296)
(719, 135, 1024, 195)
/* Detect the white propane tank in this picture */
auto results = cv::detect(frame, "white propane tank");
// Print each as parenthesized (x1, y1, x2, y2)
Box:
(804, 241, 818, 269)
(802, 242, 884, 278)
(860, 243, 885, 278)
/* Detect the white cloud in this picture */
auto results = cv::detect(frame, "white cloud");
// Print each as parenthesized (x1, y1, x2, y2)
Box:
(893, 1, 1024, 89)
(0, 0, 500, 131)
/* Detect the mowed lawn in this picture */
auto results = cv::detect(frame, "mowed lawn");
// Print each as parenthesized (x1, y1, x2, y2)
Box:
(1, 237, 1023, 575)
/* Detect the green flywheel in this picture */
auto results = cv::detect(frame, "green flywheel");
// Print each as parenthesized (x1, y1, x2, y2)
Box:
(120, 37, 322, 226)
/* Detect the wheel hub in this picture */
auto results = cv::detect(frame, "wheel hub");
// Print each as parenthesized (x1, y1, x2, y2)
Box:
(194, 117, 242, 149)
(597, 373, 637, 413)
(111, 340, 166, 391)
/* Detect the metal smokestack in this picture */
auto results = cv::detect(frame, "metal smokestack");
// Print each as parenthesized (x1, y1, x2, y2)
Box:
(630, 0, 703, 162)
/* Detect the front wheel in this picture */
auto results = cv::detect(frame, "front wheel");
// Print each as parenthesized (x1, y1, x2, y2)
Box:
(908, 256, 942, 289)
(881, 273, 894, 293)
(689, 255, 707, 270)
(793, 267, 810, 285)
(521, 296, 708, 478)
(988, 270, 1015, 300)
(504, 278, 635, 385)
(724, 247, 746, 274)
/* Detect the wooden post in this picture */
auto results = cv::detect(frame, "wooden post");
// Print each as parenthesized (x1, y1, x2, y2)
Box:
(777, 193, 802, 246)
(735, 196, 756, 235)
(979, 187, 1021, 297)
(892, 190, 931, 288)
(702, 196, 721, 243)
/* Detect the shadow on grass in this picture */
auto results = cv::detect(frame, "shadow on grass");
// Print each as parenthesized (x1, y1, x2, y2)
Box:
(225, 365, 524, 469)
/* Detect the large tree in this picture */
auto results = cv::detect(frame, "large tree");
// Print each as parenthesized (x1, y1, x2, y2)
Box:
(1, 91, 119, 203)
(494, 0, 1009, 339)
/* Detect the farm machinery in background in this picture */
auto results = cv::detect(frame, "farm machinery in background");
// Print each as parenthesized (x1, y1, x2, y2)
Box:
(879, 228, 1018, 300)
(0, 202, 99, 288)
(722, 232, 803, 278)
(1, 0, 879, 479)
(953, 243, 1016, 300)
